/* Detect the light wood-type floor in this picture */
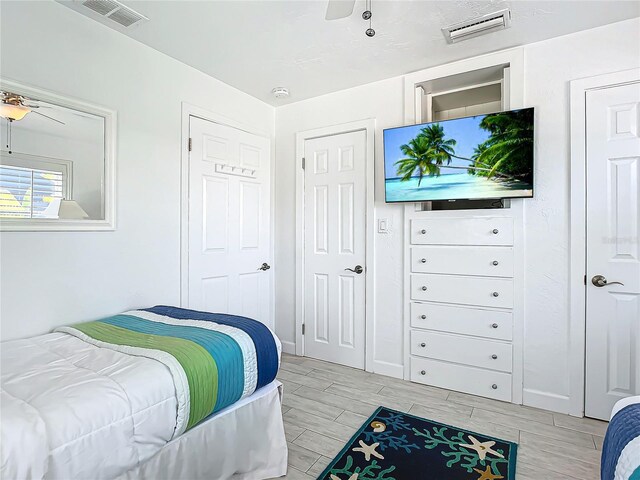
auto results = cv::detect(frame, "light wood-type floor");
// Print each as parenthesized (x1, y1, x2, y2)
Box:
(273, 353, 607, 480)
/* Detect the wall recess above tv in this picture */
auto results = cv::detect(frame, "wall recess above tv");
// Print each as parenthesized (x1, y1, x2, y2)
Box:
(383, 107, 534, 203)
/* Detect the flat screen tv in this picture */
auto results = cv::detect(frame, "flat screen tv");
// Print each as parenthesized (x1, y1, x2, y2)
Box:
(383, 107, 534, 203)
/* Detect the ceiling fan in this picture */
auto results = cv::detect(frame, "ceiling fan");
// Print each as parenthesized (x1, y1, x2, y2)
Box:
(0, 91, 65, 124)
(325, 0, 376, 36)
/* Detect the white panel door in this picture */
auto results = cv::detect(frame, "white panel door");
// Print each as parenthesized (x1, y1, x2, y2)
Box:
(304, 130, 366, 369)
(188, 116, 272, 328)
(585, 81, 640, 420)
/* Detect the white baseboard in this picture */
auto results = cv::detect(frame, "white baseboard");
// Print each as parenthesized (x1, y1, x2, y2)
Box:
(369, 359, 404, 379)
(523, 388, 571, 415)
(280, 340, 296, 355)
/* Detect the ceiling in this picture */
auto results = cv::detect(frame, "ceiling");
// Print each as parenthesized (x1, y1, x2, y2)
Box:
(61, 0, 639, 105)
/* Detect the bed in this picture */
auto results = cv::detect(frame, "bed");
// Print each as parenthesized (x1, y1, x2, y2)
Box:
(0, 306, 288, 480)
(601, 396, 640, 480)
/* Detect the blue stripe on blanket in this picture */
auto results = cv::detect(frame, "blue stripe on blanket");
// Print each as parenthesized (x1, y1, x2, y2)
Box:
(602, 403, 640, 480)
(146, 305, 278, 389)
(101, 314, 245, 411)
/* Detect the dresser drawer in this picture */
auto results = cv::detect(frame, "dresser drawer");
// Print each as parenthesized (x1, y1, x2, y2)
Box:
(411, 330, 512, 372)
(411, 246, 513, 277)
(410, 357, 512, 402)
(411, 274, 513, 308)
(410, 217, 513, 246)
(411, 302, 513, 341)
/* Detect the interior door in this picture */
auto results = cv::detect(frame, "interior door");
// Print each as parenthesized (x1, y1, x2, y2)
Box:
(188, 116, 272, 328)
(585, 81, 640, 420)
(303, 130, 367, 369)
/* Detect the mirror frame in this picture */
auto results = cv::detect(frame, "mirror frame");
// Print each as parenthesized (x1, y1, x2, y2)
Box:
(0, 78, 116, 231)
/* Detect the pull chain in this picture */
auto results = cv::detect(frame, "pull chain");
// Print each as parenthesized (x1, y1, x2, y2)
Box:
(363, 0, 375, 37)
(5, 120, 12, 154)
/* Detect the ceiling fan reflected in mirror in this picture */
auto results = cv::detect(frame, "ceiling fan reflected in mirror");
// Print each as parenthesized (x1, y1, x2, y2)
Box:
(1, 91, 66, 154)
(325, 0, 375, 37)
(0, 91, 65, 124)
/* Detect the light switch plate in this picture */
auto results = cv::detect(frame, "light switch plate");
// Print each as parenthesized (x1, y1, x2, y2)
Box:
(378, 218, 390, 233)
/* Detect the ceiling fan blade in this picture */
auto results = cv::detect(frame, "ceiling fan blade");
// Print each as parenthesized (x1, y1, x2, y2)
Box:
(31, 110, 66, 125)
(325, 0, 356, 20)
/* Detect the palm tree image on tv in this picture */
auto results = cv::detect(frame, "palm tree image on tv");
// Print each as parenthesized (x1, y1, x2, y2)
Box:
(385, 108, 534, 202)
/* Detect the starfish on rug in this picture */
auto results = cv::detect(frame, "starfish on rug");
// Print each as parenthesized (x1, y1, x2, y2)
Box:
(473, 465, 505, 480)
(329, 474, 359, 480)
(352, 440, 385, 461)
(459, 435, 505, 461)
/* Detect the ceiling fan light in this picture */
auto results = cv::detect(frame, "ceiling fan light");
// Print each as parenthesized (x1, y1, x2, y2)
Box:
(0, 103, 31, 121)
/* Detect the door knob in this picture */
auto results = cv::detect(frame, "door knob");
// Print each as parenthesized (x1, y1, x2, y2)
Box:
(258, 262, 271, 271)
(420, 258, 427, 263)
(345, 265, 363, 274)
(592, 275, 624, 287)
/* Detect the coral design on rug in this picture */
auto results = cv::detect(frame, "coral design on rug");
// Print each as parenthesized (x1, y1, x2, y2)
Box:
(317, 407, 518, 480)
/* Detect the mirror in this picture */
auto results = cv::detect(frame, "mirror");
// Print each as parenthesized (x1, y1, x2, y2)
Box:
(0, 79, 115, 230)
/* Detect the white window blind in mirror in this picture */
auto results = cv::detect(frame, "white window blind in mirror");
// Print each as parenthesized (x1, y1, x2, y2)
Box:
(0, 165, 64, 218)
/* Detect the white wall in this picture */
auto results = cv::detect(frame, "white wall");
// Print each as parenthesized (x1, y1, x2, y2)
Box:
(274, 18, 640, 412)
(0, 1, 274, 340)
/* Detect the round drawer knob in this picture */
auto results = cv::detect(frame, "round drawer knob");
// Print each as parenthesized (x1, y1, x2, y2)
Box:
(420, 342, 426, 348)
(492, 229, 499, 234)
(491, 384, 498, 390)
(421, 258, 427, 263)
(492, 260, 499, 266)
(491, 323, 499, 329)
(421, 286, 427, 291)
(420, 314, 427, 320)
(420, 370, 426, 376)
(492, 291, 499, 297)
(420, 229, 427, 234)
(491, 354, 498, 359)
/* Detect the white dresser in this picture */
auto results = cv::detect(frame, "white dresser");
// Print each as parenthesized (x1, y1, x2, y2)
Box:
(403, 208, 523, 404)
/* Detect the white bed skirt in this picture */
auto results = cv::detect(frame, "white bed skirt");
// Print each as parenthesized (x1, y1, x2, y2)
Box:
(117, 381, 288, 480)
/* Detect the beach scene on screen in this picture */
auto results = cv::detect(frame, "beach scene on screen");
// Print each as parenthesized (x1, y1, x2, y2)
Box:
(384, 109, 534, 202)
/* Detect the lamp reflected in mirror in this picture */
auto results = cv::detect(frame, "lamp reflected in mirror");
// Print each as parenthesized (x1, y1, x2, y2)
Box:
(38, 198, 89, 219)
(59, 200, 89, 219)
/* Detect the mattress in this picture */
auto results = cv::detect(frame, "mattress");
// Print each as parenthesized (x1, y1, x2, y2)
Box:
(1, 312, 282, 480)
(601, 396, 640, 480)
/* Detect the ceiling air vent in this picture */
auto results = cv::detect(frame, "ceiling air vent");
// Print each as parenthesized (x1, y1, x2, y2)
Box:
(442, 8, 511, 44)
(76, 0, 148, 28)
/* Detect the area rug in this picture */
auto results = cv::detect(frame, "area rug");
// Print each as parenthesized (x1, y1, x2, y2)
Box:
(317, 406, 517, 480)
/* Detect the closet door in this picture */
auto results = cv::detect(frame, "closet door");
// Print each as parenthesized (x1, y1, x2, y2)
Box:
(303, 130, 367, 369)
(187, 116, 272, 328)
(585, 81, 640, 420)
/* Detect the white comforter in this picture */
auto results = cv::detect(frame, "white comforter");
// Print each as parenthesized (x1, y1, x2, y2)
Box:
(1, 333, 177, 480)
